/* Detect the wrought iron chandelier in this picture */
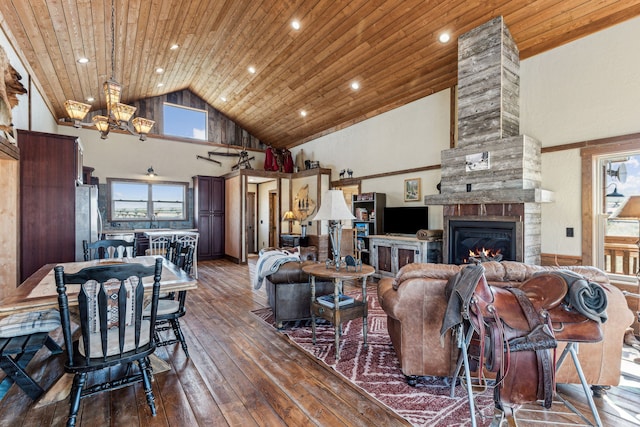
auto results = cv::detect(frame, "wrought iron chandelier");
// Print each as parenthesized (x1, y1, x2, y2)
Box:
(64, 0, 155, 141)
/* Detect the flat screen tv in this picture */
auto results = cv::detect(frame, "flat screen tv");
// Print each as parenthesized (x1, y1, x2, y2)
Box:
(383, 206, 429, 235)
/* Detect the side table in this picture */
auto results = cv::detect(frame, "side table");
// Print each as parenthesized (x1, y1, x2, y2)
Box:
(302, 263, 375, 360)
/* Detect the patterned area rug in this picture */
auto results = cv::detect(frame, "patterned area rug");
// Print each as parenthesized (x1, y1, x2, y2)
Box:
(252, 286, 494, 426)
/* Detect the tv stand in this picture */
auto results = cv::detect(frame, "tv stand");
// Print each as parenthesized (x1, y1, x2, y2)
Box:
(369, 235, 442, 278)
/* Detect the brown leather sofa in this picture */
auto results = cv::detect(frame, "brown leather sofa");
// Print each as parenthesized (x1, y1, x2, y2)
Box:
(264, 246, 333, 329)
(377, 261, 634, 387)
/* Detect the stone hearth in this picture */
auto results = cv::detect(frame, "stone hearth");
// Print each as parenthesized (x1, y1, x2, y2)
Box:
(424, 16, 552, 265)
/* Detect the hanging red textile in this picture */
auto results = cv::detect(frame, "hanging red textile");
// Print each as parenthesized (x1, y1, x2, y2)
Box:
(270, 147, 280, 171)
(264, 146, 275, 171)
(283, 149, 294, 173)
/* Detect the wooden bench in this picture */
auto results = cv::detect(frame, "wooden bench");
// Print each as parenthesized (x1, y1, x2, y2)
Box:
(0, 332, 62, 400)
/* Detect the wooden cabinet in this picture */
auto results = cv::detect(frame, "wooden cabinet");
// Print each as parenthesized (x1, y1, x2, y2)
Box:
(369, 235, 442, 278)
(18, 130, 80, 282)
(194, 175, 225, 260)
(0, 137, 19, 297)
(280, 234, 308, 248)
(352, 193, 385, 265)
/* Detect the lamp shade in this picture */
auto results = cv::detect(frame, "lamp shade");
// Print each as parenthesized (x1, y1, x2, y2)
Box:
(92, 115, 110, 132)
(132, 117, 155, 135)
(103, 78, 122, 107)
(112, 102, 137, 122)
(311, 190, 355, 221)
(64, 100, 91, 121)
(282, 210, 296, 221)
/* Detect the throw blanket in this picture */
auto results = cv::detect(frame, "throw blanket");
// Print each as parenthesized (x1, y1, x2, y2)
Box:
(533, 270, 608, 323)
(253, 249, 300, 290)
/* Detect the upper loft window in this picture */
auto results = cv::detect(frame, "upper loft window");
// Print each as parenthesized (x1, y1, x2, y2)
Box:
(163, 103, 207, 140)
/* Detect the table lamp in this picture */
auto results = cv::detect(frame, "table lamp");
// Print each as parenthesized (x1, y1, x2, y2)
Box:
(311, 190, 355, 270)
(282, 210, 296, 234)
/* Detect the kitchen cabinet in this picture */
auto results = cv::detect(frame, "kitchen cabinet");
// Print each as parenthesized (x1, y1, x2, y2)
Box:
(18, 130, 80, 282)
(194, 176, 225, 260)
(369, 235, 442, 278)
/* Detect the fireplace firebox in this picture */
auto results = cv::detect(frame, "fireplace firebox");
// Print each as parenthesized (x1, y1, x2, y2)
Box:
(446, 218, 523, 265)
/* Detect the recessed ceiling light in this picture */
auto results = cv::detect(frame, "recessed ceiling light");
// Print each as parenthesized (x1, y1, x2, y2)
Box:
(300, 110, 307, 117)
(439, 32, 451, 43)
(248, 66, 256, 74)
(170, 44, 179, 50)
(77, 57, 89, 64)
(155, 67, 164, 74)
(86, 97, 94, 102)
(291, 20, 301, 30)
(350, 81, 360, 90)
(157, 83, 164, 88)
(221, 96, 227, 102)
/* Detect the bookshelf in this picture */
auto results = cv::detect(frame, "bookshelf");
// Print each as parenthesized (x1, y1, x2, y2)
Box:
(352, 192, 386, 265)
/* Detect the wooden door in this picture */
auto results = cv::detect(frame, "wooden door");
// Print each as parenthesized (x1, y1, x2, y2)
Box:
(397, 247, 416, 270)
(246, 192, 256, 254)
(269, 191, 278, 247)
(18, 130, 78, 283)
(194, 176, 225, 260)
(377, 245, 392, 274)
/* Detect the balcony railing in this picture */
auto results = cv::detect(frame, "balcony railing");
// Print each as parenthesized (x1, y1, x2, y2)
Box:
(604, 236, 639, 276)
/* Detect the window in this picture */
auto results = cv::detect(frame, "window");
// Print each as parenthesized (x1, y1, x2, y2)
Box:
(598, 152, 640, 280)
(108, 179, 188, 221)
(163, 103, 207, 140)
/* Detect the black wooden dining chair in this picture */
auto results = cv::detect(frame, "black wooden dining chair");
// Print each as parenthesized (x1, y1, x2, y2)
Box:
(82, 238, 137, 261)
(54, 258, 162, 427)
(145, 242, 194, 357)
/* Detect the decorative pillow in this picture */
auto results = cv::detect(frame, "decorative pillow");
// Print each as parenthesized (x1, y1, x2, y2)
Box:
(0, 309, 61, 338)
(83, 277, 139, 333)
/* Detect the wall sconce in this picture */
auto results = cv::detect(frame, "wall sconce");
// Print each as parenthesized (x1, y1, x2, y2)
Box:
(146, 166, 157, 177)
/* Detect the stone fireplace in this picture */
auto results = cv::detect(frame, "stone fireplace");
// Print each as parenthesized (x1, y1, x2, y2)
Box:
(424, 16, 552, 264)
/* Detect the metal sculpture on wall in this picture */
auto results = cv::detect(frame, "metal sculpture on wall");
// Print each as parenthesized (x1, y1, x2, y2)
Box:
(293, 184, 316, 221)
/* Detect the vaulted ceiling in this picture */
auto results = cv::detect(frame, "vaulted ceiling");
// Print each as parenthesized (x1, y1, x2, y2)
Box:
(1, 1, 639, 149)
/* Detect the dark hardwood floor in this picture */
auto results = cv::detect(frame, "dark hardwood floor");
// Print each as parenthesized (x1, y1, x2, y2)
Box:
(0, 258, 638, 426)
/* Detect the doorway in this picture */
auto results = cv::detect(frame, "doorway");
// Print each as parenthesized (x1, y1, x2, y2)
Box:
(581, 134, 640, 334)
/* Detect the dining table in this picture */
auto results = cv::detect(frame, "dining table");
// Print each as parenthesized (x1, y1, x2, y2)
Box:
(0, 255, 198, 406)
(0, 255, 197, 318)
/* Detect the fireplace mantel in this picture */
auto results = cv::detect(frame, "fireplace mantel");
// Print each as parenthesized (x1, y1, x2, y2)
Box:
(424, 188, 554, 205)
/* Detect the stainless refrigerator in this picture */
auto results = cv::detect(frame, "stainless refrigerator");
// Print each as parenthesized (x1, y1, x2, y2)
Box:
(75, 184, 102, 261)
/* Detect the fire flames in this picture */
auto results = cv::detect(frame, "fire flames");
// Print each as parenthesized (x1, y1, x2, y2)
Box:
(465, 247, 503, 263)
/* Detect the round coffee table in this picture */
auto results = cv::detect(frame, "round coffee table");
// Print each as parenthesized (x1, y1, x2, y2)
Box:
(302, 263, 375, 360)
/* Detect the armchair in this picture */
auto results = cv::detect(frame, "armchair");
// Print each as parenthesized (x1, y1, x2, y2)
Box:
(263, 246, 334, 328)
(378, 261, 634, 387)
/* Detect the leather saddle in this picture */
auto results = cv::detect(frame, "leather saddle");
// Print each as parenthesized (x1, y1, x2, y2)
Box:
(443, 265, 607, 416)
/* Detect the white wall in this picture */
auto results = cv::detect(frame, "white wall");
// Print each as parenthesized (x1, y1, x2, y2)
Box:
(521, 15, 640, 255)
(297, 16, 640, 258)
(0, 27, 57, 134)
(257, 180, 277, 250)
(56, 125, 265, 184)
(294, 89, 450, 230)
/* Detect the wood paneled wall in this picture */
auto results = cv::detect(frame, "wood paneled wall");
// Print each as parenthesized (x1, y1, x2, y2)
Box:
(87, 89, 266, 150)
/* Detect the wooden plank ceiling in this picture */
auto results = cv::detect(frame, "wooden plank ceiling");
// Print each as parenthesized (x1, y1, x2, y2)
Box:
(1, 0, 639, 149)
